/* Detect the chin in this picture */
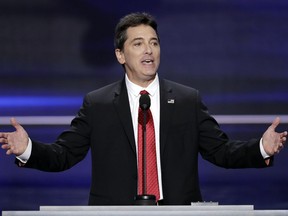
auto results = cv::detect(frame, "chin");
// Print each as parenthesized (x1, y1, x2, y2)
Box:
(145, 71, 157, 77)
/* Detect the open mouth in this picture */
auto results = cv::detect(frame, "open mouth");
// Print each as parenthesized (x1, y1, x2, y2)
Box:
(142, 59, 154, 64)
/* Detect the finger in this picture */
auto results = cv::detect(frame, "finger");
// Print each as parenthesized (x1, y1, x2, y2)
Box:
(280, 132, 287, 142)
(270, 117, 281, 130)
(10, 117, 22, 131)
(0, 137, 8, 144)
(0, 133, 8, 139)
(1, 143, 10, 150)
(274, 145, 281, 154)
(6, 149, 13, 155)
(274, 147, 279, 154)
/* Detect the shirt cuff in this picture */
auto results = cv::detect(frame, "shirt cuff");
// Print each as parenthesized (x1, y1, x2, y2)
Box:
(260, 138, 270, 159)
(16, 138, 32, 164)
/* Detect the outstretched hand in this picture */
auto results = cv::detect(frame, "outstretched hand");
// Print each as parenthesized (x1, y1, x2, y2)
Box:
(0, 118, 29, 156)
(262, 117, 287, 156)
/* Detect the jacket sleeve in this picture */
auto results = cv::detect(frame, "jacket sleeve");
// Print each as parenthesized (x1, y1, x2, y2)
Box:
(16, 94, 92, 172)
(196, 92, 272, 169)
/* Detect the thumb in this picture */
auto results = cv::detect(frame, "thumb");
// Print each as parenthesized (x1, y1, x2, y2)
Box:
(270, 117, 280, 130)
(10, 117, 22, 130)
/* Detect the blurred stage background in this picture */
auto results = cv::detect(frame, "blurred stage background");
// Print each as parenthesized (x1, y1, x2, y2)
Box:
(0, 0, 288, 212)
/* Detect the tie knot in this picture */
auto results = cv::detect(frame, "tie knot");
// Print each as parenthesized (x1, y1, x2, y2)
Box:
(140, 90, 149, 95)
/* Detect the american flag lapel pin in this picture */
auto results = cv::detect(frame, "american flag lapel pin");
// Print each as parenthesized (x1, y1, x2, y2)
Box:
(167, 99, 175, 104)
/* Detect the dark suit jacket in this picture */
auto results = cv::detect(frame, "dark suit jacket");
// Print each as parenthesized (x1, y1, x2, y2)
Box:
(22, 78, 270, 205)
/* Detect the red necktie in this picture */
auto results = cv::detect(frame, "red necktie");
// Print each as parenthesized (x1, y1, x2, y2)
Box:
(137, 90, 160, 201)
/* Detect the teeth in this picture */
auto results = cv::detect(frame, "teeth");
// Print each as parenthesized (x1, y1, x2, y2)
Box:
(144, 60, 152, 63)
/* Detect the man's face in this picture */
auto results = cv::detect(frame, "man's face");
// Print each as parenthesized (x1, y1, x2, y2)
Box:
(115, 24, 160, 87)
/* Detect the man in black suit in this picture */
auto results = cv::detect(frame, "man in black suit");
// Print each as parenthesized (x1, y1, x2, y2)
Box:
(0, 12, 287, 205)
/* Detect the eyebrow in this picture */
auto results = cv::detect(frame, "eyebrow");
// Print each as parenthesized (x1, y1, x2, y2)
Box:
(131, 37, 159, 42)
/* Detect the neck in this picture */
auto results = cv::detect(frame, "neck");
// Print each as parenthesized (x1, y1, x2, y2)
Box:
(127, 74, 156, 88)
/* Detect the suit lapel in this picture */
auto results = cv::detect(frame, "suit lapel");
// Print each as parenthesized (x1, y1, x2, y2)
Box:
(112, 78, 175, 156)
(113, 79, 136, 154)
(159, 79, 175, 156)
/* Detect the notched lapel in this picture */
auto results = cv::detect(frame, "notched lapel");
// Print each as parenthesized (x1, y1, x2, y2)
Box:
(113, 80, 137, 154)
(160, 79, 175, 156)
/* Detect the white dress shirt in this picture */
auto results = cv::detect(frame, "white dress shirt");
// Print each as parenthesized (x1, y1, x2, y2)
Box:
(125, 73, 163, 199)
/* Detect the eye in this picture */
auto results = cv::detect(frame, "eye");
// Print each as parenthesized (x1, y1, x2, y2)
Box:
(134, 42, 142, 47)
(151, 41, 159, 46)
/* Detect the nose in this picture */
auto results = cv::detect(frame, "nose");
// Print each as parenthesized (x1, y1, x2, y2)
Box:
(144, 43, 152, 54)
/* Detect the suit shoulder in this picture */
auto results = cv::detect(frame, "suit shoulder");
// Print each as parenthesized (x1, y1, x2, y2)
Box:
(82, 80, 123, 105)
(162, 79, 199, 95)
(86, 80, 122, 98)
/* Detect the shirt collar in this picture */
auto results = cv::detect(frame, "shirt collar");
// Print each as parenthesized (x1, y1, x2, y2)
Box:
(125, 74, 159, 97)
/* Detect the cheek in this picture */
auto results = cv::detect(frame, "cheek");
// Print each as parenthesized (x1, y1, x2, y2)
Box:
(127, 54, 141, 65)
(156, 48, 161, 57)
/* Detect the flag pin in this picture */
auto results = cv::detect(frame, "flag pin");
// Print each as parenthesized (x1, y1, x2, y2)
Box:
(167, 99, 175, 104)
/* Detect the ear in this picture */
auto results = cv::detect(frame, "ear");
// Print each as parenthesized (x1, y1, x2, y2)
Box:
(115, 49, 125, 64)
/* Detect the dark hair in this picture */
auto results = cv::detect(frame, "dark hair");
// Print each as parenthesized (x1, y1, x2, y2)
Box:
(114, 12, 159, 50)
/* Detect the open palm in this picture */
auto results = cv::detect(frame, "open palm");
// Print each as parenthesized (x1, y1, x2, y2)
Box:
(0, 118, 29, 156)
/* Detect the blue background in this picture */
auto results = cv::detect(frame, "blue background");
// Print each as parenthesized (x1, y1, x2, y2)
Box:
(0, 0, 288, 211)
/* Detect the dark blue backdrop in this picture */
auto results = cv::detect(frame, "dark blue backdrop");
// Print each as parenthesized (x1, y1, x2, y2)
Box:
(1, 0, 288, 211)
